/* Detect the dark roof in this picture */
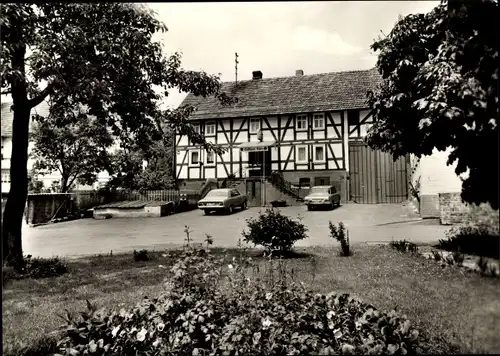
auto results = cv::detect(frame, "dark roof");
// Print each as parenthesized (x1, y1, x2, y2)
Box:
(1, 100, 51, 137)
(181, 68, 382, 120)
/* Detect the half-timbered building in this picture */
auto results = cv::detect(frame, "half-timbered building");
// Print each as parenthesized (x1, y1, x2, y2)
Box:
(175, 68, 410, 206)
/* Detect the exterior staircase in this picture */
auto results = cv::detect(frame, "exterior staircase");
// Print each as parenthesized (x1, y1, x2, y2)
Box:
(220, 170, 305, 204)
(220, 169, 245, 189)
(267, 171, 304, 203)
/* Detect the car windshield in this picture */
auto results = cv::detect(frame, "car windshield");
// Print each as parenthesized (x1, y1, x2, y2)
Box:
(205, 190, 229, 198)
(311, 187, 329, 194)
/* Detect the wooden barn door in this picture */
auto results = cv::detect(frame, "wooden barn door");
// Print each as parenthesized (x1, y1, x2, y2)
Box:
(349, 143, 408, 204)
(348, 143, 378, 203)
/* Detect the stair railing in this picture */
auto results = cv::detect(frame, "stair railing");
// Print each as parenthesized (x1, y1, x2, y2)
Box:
(267, 171, 304, 201)
(221, 168, 245, 188)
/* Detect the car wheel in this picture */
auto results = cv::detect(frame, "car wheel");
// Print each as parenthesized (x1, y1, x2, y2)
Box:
(227, 206, 234, 214)
(330, 202, 335, 210)
(307, 205, 312, 211)
(241, 201, 247, 210)
(204, 210, 210, 215)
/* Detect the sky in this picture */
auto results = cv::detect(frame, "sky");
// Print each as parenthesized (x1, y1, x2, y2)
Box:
(150, 1, 439, 108)
(1, 1, 439, 108)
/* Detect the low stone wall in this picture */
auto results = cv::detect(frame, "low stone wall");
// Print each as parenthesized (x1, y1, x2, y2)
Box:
(439, 192, 499, 227)
(94, 203, 174, 219)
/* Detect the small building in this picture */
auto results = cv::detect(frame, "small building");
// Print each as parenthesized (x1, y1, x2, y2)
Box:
(175, 68, 410, 206)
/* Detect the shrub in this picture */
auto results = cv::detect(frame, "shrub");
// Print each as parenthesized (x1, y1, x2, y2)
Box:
(438, 225, 499, 259)
(431, 250, 442, 262)
(242, 208, 307, 254)
(52, 245, 427, 356)
(133, 249, 150, 262)
(22, 255, 68, 279)
(452, 250, 465, 265)
(328, 221, 351, 256)
(389, 240, 418, 254)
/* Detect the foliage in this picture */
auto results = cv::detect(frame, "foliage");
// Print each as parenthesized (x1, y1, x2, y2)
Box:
(51, 244, 426, 355)
(367, 0, 499, 209)
(3, 335, 58, 356)
(27, 171, 44, 193)
(104, 149, 144, 191)
(1, 2, 236, 267)
(431, 250, 442, 262)
(389, 240, 418, 254)
(242, 208, 308, 254)
(408, 177, 421, 205)
(5, 255, 70, 280)
(438, 224, 499, 259)
(453, 251, 464, 265)
(328, 221, 351, 256)
(133, 249, 151, 262)
(30, 113, 113, 193)
(106, 131, 177, 191)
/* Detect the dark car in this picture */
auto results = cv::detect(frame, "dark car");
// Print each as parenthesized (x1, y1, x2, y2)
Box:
(303, 185, 341, 210)
(198, 188, 248, 215)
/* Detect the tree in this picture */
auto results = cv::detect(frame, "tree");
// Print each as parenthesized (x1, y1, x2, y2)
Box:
(366, 0, 499, 209)
(137, 138, 177, 191)
(27, 171, 44, 193)
(30, 110, 113, 192)
(1, 3, 234, 268)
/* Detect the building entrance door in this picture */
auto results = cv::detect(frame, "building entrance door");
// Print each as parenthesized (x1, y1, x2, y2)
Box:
(246, 179, 262, 207)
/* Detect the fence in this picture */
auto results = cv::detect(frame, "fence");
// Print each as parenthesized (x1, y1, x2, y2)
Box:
(73, 189, 202, 211)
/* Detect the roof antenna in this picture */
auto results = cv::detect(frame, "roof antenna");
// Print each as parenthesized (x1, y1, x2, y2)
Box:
(235, 52, 239, 87)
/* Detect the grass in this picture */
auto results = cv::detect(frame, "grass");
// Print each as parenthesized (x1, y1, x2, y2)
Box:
(3, 244, 500, 355)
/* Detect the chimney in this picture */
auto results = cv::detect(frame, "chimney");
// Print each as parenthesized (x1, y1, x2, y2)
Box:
(252, 70, 263, 80)
(295, 69, 304, 76)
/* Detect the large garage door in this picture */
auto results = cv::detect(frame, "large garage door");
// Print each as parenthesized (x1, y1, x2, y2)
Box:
(348, 143, 408, 204)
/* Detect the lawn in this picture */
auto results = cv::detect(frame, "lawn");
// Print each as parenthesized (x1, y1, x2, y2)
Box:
(3, 244, 500, 355)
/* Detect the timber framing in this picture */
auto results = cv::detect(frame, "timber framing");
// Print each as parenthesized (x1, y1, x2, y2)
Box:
(174, 108, 374, 180)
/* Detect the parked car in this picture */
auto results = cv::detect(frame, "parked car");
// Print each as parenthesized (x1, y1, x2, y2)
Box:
(303, 185, 340, 211)
(198, 188, 248, 215)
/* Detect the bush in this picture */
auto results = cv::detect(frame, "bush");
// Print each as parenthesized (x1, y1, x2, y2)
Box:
(133, 249, 151, 262)
(3, 335, 58, 356)
(20, 255, 68, 279)
(389, 240, 418, 254)
(438, 225, 499, 259)
(52, 245, 427, 356)
(329, 221, 351, 256)
(242, 208, 307, 254)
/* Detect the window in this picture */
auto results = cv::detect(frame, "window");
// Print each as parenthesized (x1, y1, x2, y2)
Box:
(296, 115, 307, 131)
(190, 151, 199, 165)
(314, 145, 325, 162)
(314, 177, 331, 186)
(1, 170, 9, 183)
(299, 177, 310, 188)
(206, 150, 215, 165)
(296, 145, 308, 163)
(250, 118, 260, 133)
(230, 189, 240, 197)
(205, 123, 216, 136)
(313, 113, 325, 129)
(347, 110, 360, 126)
(192, 124, 201, 135)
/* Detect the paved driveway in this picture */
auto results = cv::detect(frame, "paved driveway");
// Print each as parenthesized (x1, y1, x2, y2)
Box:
(22, 203, 449, 258)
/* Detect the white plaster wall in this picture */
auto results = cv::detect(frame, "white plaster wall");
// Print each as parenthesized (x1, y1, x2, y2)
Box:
(419, 147, 463, 196)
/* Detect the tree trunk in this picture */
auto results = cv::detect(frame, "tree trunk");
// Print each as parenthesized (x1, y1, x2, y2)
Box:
(2, 105, 31, 269)
(60, 175, 70, 193)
